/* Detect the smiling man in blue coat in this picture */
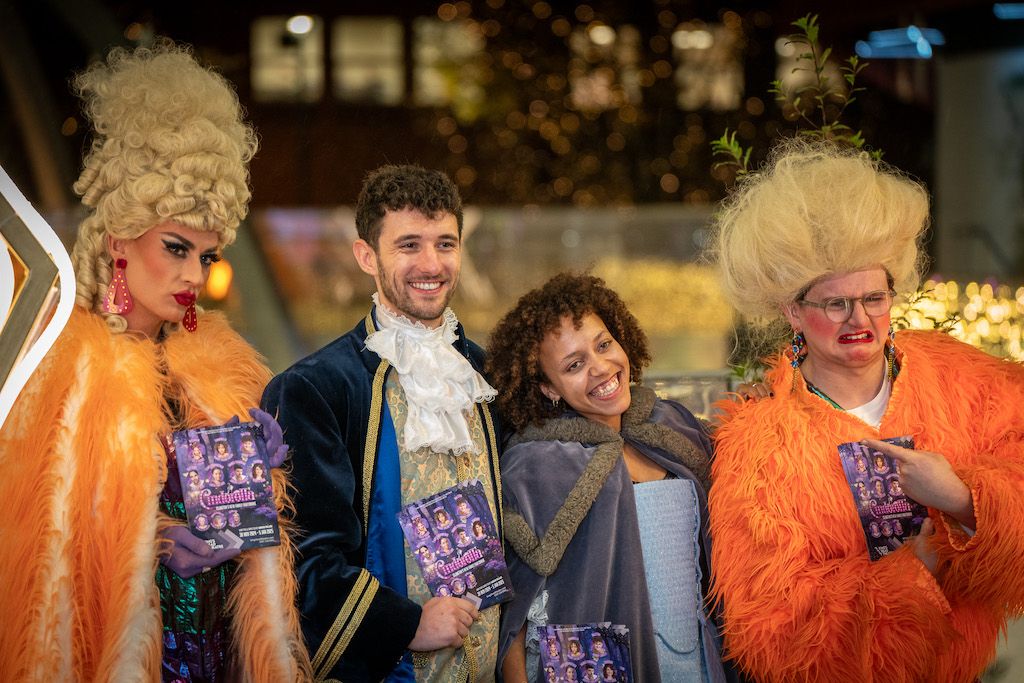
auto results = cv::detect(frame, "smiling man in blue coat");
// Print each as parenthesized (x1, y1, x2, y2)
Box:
(262, 165, 503, 682)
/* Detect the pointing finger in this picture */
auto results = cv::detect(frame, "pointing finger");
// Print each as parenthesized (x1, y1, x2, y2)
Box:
(862, 439, 914, 462)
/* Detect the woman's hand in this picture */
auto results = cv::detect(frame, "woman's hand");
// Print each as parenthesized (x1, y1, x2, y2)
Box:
(863, 439, 976, 529)
(159, 525, 241, 578)
(249, 407, 289, 468)
(500, 625, 529, 683)
(734, 381, 774, 402)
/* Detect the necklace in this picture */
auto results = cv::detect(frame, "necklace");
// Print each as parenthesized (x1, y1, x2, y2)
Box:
(805, 381, 844, 409)
(803, 343, 899, 411)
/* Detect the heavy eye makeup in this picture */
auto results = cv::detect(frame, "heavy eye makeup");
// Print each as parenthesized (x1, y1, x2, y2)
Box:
(162, 238, 221, 266)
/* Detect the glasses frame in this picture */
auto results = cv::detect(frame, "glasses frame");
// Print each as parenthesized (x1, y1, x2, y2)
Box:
(798, 289, 896, 323)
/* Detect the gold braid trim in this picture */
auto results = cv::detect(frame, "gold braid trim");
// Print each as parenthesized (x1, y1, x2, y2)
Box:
(312, 569, 378, 680)
(361, 312, 390, 532)
(463, 635, 479, 681)
(318, 578, 379, 679)
(481, 403, 503, 541)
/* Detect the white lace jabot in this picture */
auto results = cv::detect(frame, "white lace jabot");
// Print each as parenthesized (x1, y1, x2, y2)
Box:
(364, 294, 497, 455)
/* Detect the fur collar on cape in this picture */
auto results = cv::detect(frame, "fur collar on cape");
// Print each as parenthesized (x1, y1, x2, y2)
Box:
(502, 385, 710, 576)
(0, 308, 310, 682)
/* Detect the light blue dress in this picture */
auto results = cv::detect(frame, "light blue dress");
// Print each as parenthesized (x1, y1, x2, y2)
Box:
(633, 478, 725, 683)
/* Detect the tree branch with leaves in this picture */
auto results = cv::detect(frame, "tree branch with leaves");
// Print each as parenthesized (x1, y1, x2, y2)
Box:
(712, 13, 879, 179)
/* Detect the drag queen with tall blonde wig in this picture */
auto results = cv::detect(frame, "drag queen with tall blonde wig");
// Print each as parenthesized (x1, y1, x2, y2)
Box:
(0, 43, 310, 681)
(708, 140, 1024, 682)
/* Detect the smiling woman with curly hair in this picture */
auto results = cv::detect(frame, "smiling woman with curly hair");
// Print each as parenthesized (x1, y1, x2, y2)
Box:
(487, 272, 650, 432)
(487, 272, 733, 683)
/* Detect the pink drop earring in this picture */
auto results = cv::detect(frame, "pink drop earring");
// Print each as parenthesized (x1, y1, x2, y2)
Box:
(103, 258, 133, 314)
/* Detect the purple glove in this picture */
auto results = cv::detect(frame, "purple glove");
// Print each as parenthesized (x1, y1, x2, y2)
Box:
(249, 407, 289, 469)
(160, 525, 241, 579)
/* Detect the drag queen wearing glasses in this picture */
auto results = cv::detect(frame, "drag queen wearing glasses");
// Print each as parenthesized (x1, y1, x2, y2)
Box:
(709, 140, 1024, 682)
(0, 44, 309, 681)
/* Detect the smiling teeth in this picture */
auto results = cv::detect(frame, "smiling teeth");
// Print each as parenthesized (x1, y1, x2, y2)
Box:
(591, 374, 620, 398)
(843, 332, 871, 340)
(410, 282, 441, 291)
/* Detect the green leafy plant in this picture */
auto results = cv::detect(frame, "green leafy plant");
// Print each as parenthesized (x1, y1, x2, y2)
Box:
(712, 13, 878, 177)
(710, 130, 752, 176)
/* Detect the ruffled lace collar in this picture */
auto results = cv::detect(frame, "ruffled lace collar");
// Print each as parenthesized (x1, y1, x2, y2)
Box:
(364, 294, 496, 455)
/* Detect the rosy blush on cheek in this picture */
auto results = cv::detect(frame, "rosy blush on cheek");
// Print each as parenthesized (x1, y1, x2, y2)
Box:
(801, 314, 837, 342)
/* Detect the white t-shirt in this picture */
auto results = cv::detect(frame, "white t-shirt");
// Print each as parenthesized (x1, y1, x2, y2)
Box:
(847, 372, 892, 429)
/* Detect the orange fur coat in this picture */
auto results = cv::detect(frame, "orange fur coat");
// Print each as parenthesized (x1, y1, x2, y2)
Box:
(0, 308, 310, 682)
(710, 330, 1024, 683)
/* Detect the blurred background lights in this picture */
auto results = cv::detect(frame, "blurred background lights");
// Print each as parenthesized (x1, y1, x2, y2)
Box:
(673, 28, 714, 50)
(994, 3, 1024, 20)
(855, 25, 945, 59)
(286, 15, 314, 35)
(893, 279, 1024, 360)
(588, 24, 616, 46)
(205, 259, 234, 301)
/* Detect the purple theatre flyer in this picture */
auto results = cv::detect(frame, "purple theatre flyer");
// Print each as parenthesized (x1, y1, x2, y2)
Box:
(397, 478, 513, 610)
(171, 421, 279, 551)
(837, 435, 928, 561)
(537, 623, 632, 683)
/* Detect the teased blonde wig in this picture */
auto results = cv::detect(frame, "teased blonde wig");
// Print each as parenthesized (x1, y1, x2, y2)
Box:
(711, 139, 929, 324)
(69, 41, 257, 329)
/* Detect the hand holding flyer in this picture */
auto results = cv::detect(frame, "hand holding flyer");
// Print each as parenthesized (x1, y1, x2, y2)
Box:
(398, 479, 513, 610)
(170, 420, 280, 551)
(837, 435, 929, 561)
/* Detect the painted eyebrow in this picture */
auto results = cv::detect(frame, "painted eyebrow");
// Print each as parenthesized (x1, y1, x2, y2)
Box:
(162, 231, 219, 254)
(161, 232, 195, 249)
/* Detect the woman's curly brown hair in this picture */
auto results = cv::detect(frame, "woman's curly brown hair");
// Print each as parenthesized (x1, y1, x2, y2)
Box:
(486, 272, 651, 432)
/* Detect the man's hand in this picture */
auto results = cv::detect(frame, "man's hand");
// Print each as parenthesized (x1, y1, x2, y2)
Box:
(408, 597, 479, 651)
(159, 525, 241, 579)
(908, 518, 939, 576)
(863, 439, 975, 529)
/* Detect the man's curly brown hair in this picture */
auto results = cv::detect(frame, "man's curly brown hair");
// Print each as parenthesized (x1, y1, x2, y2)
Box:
(355, 164, 463, 248)
(486, 272, 651, 432)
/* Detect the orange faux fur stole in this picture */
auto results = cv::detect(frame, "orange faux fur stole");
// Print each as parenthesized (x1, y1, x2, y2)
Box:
(0, 308, 311, 682)
(709, 330, 1024, 683)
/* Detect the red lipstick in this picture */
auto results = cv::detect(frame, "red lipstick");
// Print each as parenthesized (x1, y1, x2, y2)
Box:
(173, 292, 196, 306)
(837, 330, 874, 344)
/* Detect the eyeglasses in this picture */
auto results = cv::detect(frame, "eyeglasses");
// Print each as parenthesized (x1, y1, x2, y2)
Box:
(798, 290, 895, 323)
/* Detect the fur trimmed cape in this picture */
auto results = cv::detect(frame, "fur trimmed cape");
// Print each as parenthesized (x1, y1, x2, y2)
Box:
(0, 308, 311, 682)
(710, 330, 1024, 683)
(498, 386, 725, 683)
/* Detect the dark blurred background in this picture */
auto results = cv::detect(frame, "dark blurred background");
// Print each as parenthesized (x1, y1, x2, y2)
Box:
(3, 0, 1024, 383)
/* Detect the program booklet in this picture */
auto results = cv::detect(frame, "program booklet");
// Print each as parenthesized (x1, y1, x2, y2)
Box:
(171, 421, 279, 551)
(537, 623, 633, 683)
(838, 435, 929, 561)
(397, 478, 513, 610)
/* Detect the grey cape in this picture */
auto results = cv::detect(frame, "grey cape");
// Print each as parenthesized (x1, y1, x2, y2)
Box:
(498, 385, 728, 682)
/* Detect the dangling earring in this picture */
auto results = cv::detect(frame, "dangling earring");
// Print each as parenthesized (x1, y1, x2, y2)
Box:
(886, 324, 897, 379)
(551, 397, 560, 408)
(103, 258, 133, 314)
(182, 302, 198, 333)
(788, 330, 807, 368)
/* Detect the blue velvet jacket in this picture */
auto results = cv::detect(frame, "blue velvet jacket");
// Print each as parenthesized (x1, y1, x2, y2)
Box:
(261, 309, 503, 682)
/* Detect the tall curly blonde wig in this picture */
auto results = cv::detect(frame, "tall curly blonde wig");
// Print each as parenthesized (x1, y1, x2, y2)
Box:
(710, 139, 930, 324)
(69, 41, 257, 327)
